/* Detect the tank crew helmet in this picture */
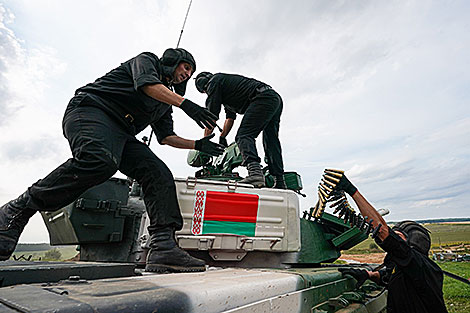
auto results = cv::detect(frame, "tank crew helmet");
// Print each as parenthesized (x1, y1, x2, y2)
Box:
(392, 220, 431, 254)
(195, 71, 214, 93)
(161, 48, 196, 96)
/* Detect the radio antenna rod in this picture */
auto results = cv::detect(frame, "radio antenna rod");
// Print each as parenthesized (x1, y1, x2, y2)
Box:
(146, 0, 194, 147)
(176, 0, 193, 48)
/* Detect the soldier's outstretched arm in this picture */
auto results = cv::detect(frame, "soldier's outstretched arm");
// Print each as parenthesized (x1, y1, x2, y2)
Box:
(162, 134, 224, 157)
(220, 118, 234, 138)
(204, 127, 214, 137)
(351, 191, 389, 240)
(142, 84, 217, 130)
(142, 84, 185, 106)
(330, 173, 389, 241)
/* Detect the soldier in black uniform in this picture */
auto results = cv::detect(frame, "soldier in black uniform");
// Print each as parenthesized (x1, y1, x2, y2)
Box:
(0, 48, 224, 273)
(335, 175, 448, 313)
(195, 72, 286, 189)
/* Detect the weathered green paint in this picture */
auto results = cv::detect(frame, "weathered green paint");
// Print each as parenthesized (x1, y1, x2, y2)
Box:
(331, 227, 368, 249)
(295, 212, 370, 264)
(265, 172, 303, 191)
(0, 261, 136, 287)
(297, 219, 341, 264)
(281, 267, 349, 288)
(41, 178, 142, 245)
(320, 212, 351, 228)
(318, 213, 369, 251)
(271, 267, 386, 313)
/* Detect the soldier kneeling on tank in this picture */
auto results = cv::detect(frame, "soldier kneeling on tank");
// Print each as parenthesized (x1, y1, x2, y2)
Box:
(0, 48, 225, 273)
(334, 175, 448, 313)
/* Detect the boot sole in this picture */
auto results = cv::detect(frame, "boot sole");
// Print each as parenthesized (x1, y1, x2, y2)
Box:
(239, 181, 265, 188)
(145, 263, 206, 273)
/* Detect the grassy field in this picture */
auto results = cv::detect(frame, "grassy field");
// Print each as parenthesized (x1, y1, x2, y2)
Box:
(347, 223, 470, 253)
(439, 262, 470, 313)
(428, 223, 470, 248)
(11, 246, 79, 261)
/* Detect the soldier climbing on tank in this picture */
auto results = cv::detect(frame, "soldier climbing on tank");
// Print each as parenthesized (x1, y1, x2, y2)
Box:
(331, 173, 448, 313)
(0, 48, 225, 273)
(195, 72, 286, 189)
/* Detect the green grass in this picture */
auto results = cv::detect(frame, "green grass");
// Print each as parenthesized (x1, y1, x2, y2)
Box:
(439, 262, 470, 313)
(11, 246, 79, 261)
(427, 223, 470, 249)
(346, 223, 470, 254)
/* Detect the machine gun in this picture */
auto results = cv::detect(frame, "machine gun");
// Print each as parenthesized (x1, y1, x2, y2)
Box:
(187, 142, 304, 195)
(187, 142, 243, 180)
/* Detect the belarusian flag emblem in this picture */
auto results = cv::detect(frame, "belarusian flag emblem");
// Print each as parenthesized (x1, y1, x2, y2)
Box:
(191, 190, 259, 236)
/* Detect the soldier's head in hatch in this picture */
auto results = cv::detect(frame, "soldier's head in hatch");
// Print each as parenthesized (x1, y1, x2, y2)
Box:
(161, 48, 196, 96)
(392, 220, 431, 254)
(195, 71, 214, 93)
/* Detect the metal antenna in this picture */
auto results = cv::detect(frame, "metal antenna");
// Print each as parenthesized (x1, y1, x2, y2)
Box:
(147, 0, 193, 147)
(177, 0, 193, 48)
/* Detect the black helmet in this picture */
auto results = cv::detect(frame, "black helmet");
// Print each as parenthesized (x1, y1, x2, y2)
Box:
(195, 71, 214, 93)
(161, 48, 196, 96)
(392, 220, 431, 254)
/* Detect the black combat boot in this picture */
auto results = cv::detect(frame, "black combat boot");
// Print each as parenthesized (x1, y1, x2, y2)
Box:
(145, 227, 206, 273)
(0, 191, 37, 261)
(239, 162, 265, 188)
(273, 175, 287, 189)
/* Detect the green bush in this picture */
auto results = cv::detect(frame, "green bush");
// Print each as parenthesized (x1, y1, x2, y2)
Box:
(44, 248, 62, 261)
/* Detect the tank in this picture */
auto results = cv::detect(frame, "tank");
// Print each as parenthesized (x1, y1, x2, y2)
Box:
(0, 143, 387, 313)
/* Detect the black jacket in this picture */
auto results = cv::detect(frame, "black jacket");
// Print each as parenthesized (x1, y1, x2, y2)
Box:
(205, 73, 269, 120)
(75, 52, 175, 142)
(376, 229, 448, 313)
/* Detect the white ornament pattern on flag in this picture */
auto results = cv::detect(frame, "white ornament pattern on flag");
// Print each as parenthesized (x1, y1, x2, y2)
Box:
(191, 190, 206, 235)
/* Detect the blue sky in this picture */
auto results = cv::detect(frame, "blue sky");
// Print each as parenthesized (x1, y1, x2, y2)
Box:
(0, 0, 469, 243)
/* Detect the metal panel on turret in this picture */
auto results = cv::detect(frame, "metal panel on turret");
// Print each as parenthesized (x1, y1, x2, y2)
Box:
(174, 177, 301, 258)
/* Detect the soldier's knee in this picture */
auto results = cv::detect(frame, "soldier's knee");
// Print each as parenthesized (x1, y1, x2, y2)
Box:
(77, 151, 118, 180)
(235, 134, 250, 142)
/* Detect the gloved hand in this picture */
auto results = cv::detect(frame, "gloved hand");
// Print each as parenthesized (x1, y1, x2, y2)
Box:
(179, 99, 218, 129)
(219, 136, 228, 147)
(337, 174, 357, 196)
(338, 268, 369, 288)
(195, 134, 225, 156)
(324, 171, 357, 196)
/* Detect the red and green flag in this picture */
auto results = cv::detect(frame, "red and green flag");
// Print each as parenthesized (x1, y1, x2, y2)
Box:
(191, 190, 259, 236)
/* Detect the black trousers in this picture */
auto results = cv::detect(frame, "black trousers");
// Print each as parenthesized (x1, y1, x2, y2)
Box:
(28, 98, 183, 232)
(235, 89, 284, 177)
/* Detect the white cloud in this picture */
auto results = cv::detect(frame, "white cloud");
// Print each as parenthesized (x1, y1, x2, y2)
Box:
(411, 198, 451, 208)
(0, 0, 469, 243)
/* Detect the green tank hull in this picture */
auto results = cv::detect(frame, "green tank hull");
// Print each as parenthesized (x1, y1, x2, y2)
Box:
(0, 146, 387, 312)
(0, 263, 386, 313)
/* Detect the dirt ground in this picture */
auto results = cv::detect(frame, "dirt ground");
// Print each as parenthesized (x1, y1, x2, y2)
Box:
(339, 253, 386, 264)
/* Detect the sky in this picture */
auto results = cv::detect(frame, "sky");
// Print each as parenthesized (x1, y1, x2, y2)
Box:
(0, 0, 469, 243)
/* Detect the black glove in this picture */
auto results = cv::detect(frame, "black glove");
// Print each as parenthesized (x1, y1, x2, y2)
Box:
(323, 171, 357, 196)
(338, 268, 369, 289)
(337, 174, 357, 196)
(195, 134, 225, 156)
(179, 99, 218, 129)
(219, 136, 228, 147)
